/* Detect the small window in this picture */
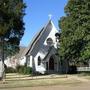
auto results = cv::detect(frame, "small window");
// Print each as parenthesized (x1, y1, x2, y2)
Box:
(46, 38, 53, 46)
(38, 56, 41, 65)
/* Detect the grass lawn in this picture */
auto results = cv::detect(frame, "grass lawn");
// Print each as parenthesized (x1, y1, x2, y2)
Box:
(0, 77, 81, 89)
(76, 72, 90, 80)
(1, 73, 90, 89)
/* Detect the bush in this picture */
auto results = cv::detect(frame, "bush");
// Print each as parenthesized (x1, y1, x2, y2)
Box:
(6, 67, 17, 73)
(78, 71, 90, 76)
(16, 65, 32, 75)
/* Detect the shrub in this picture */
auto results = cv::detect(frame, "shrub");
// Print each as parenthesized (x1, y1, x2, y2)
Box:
(6, 67, 17, 73)
(16, 65, 32, 75)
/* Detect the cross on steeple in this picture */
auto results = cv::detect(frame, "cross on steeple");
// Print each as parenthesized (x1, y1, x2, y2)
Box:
(48, 14, 52, 20)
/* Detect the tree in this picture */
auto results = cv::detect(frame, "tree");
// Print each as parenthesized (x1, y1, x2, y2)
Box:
(59, 0, 90, 66)
(0, 0, 26, 57)
(0, 0, 26, 79)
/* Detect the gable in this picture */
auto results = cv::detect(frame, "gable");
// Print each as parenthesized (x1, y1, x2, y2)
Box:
(23, 20, 58, 57)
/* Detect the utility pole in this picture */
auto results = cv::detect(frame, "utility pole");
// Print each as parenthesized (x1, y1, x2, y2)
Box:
(2, 37, 4, 64)
(0, 36, 5, 81)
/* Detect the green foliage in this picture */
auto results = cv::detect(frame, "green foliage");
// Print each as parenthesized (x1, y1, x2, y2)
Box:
(0, 0, 26, 57)
(5, 65, 32, 74)
(6, 67, 17, 73)
(59, 0, 90, 65)
(78, 71, 90, 75)
(16, 65, 32, 75)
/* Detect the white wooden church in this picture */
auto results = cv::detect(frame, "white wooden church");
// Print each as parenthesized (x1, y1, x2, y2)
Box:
(19, 20, 61, 74)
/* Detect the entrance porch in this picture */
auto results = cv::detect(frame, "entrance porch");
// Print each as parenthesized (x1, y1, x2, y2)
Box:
(46, 55, 60, 74)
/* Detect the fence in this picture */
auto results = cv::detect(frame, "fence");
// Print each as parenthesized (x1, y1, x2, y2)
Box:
(77, 67, 90, 71)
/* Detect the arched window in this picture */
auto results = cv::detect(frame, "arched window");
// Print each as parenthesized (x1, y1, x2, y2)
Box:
(38, 56, 41, 65)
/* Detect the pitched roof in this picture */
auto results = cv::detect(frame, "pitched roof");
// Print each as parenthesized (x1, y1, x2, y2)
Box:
(21, 20, 53, 57)
(14, 46, 26, 59)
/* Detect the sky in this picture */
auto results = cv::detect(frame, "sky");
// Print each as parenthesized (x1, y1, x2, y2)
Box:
(20, 0, 68, 46)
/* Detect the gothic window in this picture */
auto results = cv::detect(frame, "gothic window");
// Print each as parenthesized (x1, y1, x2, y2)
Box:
(38, 56, 41, 65)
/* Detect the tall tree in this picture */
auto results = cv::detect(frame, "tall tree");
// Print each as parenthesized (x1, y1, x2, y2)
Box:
(0, 0, 26, 79)
(0, 0, 26, 58)
(59, 0, 90, 66)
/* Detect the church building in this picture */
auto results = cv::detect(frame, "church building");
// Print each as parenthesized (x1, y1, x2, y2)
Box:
(19, 20, 61, 74)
